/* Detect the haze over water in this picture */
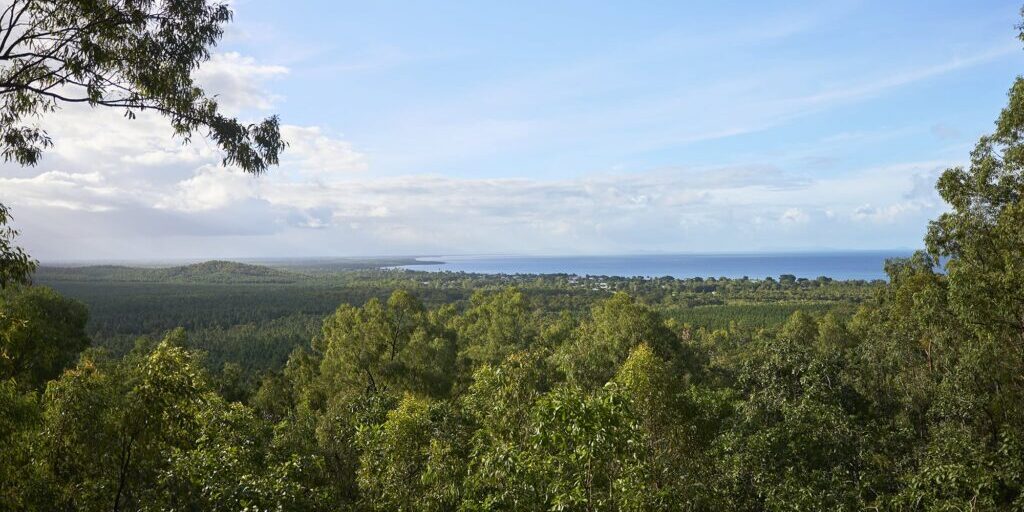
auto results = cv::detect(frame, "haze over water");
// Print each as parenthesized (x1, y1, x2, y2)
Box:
(399, 251, 914, 280)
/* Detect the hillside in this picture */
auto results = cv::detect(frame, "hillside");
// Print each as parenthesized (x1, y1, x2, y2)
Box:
(36, 260, 303, 284)
(158, 260, 299, 283)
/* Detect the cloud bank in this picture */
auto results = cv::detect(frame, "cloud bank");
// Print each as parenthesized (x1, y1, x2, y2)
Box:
(0, 46, 957, 261)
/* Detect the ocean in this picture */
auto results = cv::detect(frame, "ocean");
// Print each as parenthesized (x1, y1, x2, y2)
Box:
(397, 251, 916, 280)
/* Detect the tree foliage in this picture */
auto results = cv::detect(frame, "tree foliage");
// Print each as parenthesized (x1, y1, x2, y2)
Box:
(0, 0, 285, 173)
(0, 204, 35, 289)
(1, 285, 88, 388)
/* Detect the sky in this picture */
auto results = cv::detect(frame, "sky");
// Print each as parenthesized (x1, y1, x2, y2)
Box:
(4, 0, 1024, 261)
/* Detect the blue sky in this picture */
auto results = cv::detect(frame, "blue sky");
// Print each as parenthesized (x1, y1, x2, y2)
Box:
(4, 0, 1024, 260)
(224, 0, 1019, 176)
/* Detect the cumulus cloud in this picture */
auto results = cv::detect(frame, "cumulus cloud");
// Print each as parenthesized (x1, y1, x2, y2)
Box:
(279, 125, 368, 176)
(156, 166, 259, 212)
(194, 161, 942, 255)
(194, 52, 289, 114)
(0, 50, 369, 256)
(0, 171, 126, 212)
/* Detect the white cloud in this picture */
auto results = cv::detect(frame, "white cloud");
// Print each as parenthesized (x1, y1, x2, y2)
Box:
(6, 147, 956, 260)
(852, 201, 929, 223)
(156, 166, 259, 212)
(0, 171, 125, 212)
(194, 52, 289, 114)
(279, 125, 368, 176)
(0, 51, 369, 254)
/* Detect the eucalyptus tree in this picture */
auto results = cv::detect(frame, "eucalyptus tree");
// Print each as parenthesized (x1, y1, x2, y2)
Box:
(888, 21, 1024, 507)
(0, 285, 88, 389)
(0, 0, 284, 172)
(318, 290, 457, 399)
(0, 204, 33, 288)
(554, 292, 680, 389)
(41, 335, 209, 511)
(0, 0, 285, 284)
(456, 288, 539, 368)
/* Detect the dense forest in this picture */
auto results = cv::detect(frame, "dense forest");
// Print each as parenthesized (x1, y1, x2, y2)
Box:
(3, 1, 1024, 511)
(6, 247, 1024, 510)
(32, 261, 878, 375)
(5, 150, 1024, 510)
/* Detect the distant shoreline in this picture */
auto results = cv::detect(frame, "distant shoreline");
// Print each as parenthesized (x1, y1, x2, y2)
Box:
(35, 250, 919, 282)
(387, 251, 915, 281)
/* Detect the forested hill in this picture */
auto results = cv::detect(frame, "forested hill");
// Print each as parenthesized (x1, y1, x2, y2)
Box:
(159, 260, 299, 283)
(36, 260, 304, 284)
(34, 257, 444, 283)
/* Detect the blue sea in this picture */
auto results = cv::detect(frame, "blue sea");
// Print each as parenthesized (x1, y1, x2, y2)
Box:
(398, 251, 916, 280)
